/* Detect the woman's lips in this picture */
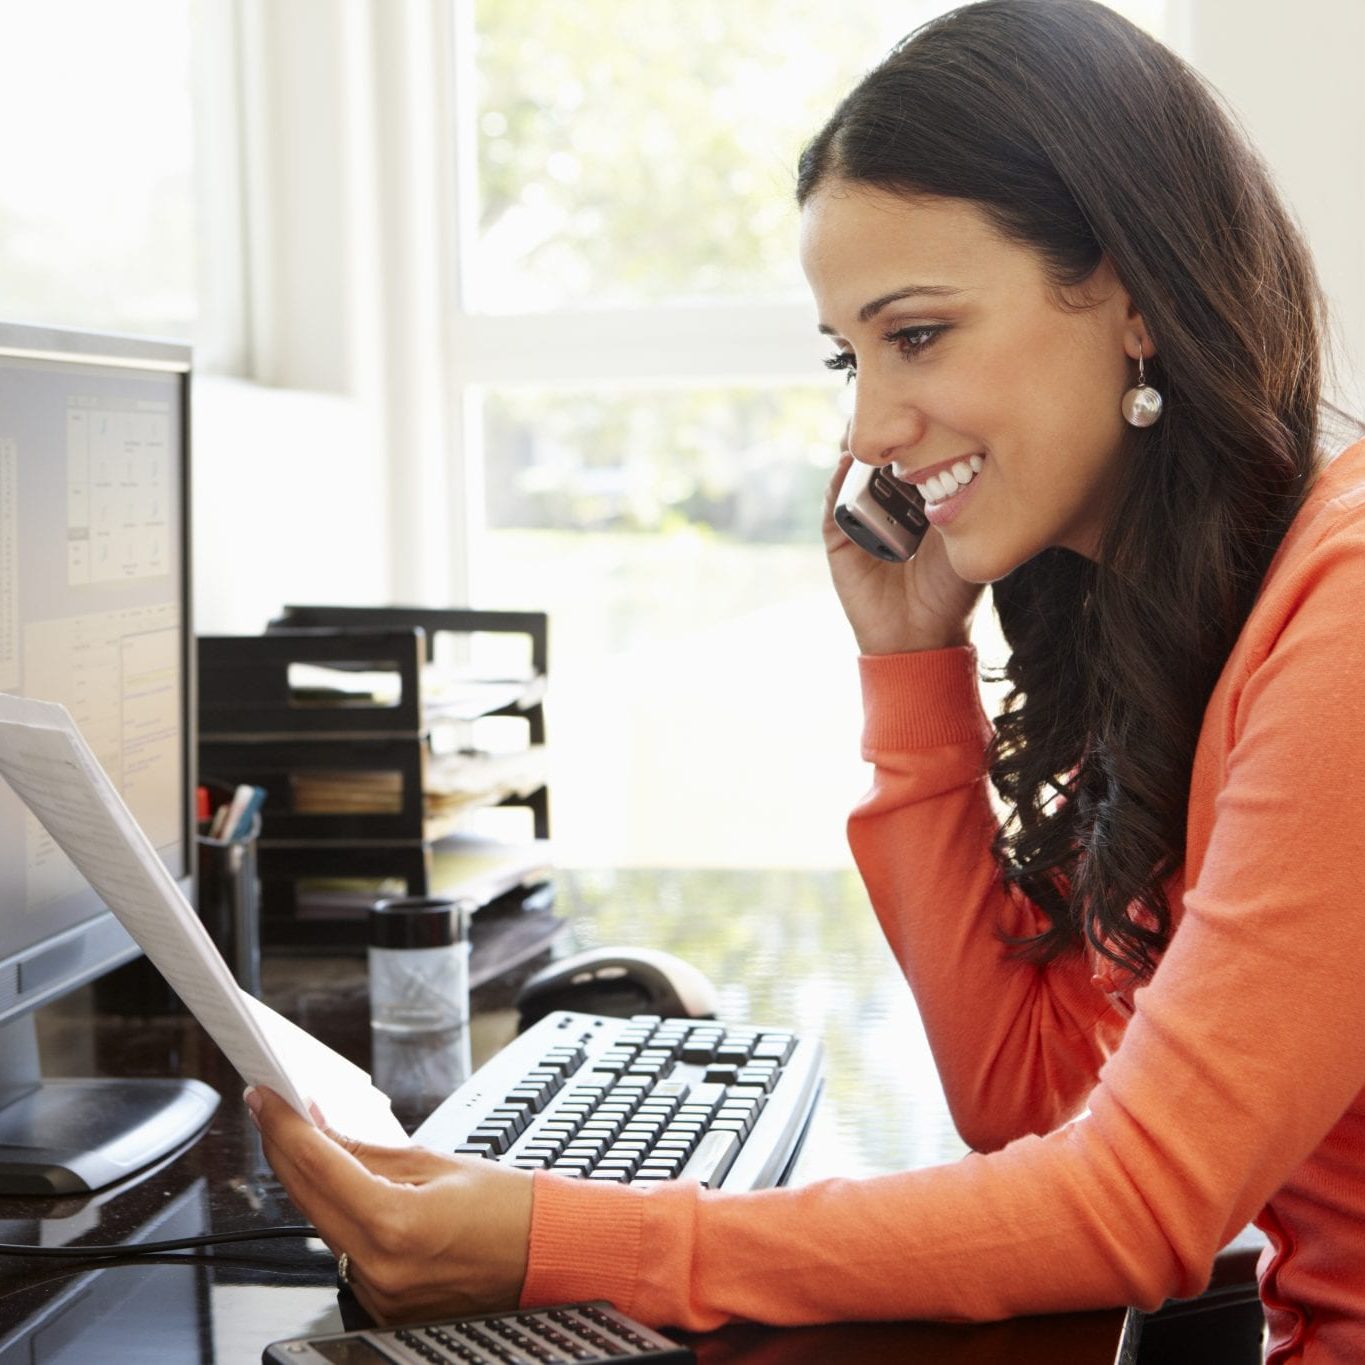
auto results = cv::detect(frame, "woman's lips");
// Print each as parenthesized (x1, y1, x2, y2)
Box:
(920, 459, 984, 528)
(894, 454, 987, 509)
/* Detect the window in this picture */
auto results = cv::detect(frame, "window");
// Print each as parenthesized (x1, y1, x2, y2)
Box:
(0, 1, 246, 371)
(0, 3, 198, 338)
(452, 0, 1175, 869)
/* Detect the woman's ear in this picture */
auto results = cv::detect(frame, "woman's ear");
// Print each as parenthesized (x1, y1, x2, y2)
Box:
(1119, 281, 1156, 361)
(1074, 255, 1154, 360)
(1124, 314, 1157, 363)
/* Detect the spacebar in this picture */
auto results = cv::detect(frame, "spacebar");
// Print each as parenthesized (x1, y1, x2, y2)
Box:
(680, 1130, 741, 1188)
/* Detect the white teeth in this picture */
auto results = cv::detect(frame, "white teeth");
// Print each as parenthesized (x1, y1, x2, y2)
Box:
(915, 456, 985, 504)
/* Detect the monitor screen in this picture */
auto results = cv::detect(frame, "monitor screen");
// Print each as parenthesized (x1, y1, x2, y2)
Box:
(0, 323, 192, 1023)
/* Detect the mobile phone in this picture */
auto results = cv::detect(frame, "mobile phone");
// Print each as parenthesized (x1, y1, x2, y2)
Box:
(833, 461, 928, 562)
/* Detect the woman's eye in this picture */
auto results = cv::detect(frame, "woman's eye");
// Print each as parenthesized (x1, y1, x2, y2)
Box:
(823, 351, 857, 383)
(822, 327, 944, 381)
(885, 325, 945, 357)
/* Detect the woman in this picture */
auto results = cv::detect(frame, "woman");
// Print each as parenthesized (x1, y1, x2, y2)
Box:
(250, 2, 1365, 1359)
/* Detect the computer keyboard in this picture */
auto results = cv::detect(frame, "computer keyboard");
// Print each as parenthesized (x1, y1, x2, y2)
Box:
(412, 1011, 822, 1191)
(263, 1301, 693, 1363)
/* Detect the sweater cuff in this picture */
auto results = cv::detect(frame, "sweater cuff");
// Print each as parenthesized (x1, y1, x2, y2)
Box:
(521, 1171, 645, 1311)
(859, 646, 991, 751)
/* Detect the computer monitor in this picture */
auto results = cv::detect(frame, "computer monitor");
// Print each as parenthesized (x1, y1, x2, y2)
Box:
(0, 322, 216, 1196)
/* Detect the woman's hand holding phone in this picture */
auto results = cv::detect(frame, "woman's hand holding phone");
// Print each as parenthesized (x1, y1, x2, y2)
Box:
(823, 450, 985, 655)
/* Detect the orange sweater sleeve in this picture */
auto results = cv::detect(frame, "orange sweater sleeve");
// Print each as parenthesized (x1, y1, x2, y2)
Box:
(846, 646, 1126, 1150)
(521, 503, 1365, 1334)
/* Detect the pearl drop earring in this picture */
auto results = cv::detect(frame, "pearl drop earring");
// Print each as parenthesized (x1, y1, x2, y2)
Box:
(1121, 351, 1163, 428)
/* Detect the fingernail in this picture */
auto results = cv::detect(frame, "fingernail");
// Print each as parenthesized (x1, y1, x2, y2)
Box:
(307, 1099, 329, 1128)
(243, 1086, 262, 1115)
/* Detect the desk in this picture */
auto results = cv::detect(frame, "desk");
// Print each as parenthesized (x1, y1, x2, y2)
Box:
(0, 868, 1133, 1363)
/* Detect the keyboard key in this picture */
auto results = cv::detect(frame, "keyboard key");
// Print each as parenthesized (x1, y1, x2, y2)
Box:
(485, 1107, 529, 1136)
(637, 1097, 678, 1115)
(652, 1141, 695, 1163)
(651, 1078, 691, 1102)
(754, 1034, 795, 1063)
(724, 1085, 766, 1105)
(532, 1138, 575, 1158)
(536, 1122, 577, 1140)
(680, 1129, 741, 1189)
(664, 1123, 705, 1146)
(638, 1102, 682, 1124)
(639, 1159, 682, 1179)
(467, 1126, 512, 1155)
(736, 1067, 777, 1092)
(563, 1140, 607, 1161)
(579, 1123, 621, 1143)
(568, 1079, 610, 1096)
(623, 1120, 665, 1141)
(685, 1083, 727, 1111)
(715, 1043, 752, 1066)
(724, 1028, 760, 1046)
(454, 1142, 497, 1159)
(711, 1118, 750, 1142)
(541, 1047, 583, 1068)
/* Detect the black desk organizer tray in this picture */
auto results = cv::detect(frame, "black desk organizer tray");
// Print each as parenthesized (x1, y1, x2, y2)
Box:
(197, 606, 555, 963)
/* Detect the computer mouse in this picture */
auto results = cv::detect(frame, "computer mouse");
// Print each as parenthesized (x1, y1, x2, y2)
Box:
(515, 945, 720, 1030)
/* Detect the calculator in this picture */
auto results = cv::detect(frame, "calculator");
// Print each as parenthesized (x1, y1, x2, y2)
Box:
(262, 1300, 695, 1363)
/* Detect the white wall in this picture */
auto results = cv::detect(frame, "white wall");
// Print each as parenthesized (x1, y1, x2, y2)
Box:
(1188, 0, 1365, 415)
(192, 0, 462, 633)
(192, 377, 386, 634)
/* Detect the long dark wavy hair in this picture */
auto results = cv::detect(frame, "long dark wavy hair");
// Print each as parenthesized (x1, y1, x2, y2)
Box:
(798, 0, 1329, 979)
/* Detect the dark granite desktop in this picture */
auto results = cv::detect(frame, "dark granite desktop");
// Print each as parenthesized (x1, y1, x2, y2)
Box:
(0, 869, 1132, 1364)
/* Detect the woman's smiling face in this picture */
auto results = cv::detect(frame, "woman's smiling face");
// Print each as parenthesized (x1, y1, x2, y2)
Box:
(801, 180, 1149, 582)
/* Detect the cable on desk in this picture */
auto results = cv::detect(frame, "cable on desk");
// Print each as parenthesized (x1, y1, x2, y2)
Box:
(0, 1225, 318, 1258)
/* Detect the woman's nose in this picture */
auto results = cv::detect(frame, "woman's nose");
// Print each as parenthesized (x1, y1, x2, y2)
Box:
(845, 380, 927, 466)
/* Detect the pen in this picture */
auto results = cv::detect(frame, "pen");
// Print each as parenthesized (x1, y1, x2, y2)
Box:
(208, 800, 231, 839)
(217, 783, 263, 842)
(227, 785, 267, 841)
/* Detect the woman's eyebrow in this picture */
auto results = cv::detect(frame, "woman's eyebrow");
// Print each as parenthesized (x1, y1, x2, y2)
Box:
(817, 284, 965, 334)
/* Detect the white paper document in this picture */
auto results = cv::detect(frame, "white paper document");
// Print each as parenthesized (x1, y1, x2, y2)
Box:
(0, 692, 408, 1146)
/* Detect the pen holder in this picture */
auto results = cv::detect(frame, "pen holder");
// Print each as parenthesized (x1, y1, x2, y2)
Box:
(197, 812, 263, 997)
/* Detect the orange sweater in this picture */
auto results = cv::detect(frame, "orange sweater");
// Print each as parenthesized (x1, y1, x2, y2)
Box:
(522, 439, 1365, 1364)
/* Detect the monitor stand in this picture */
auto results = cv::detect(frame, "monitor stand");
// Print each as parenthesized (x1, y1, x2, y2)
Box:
(0, 1014, 219, 1196)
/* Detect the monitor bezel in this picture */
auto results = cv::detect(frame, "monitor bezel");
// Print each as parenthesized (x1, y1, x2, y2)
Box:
(0, 320, 195, 1023)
